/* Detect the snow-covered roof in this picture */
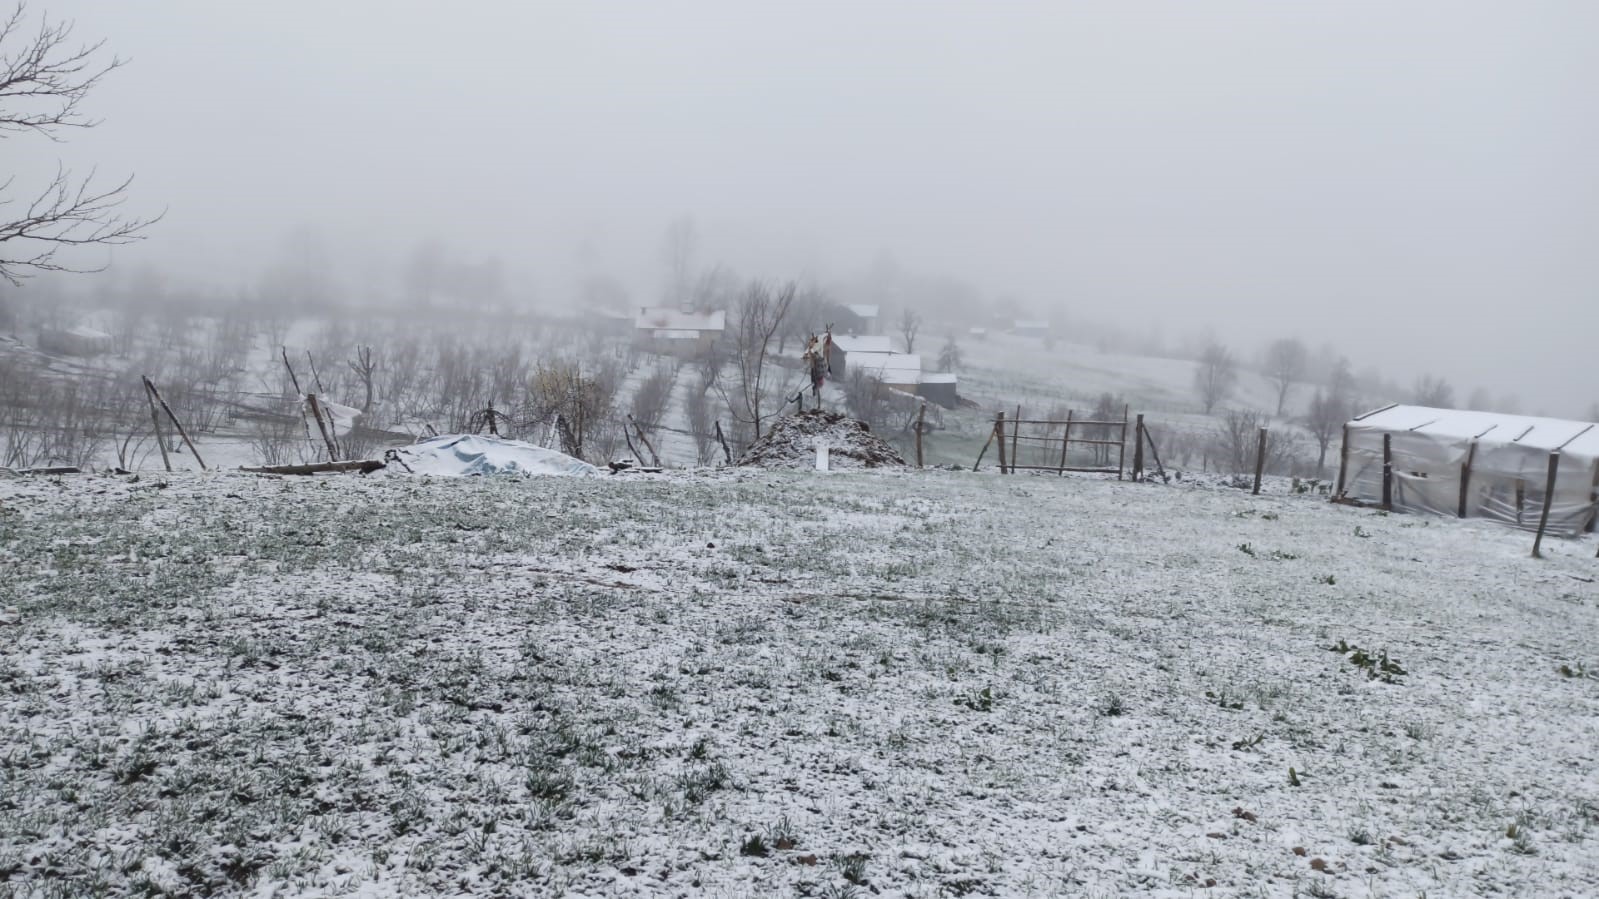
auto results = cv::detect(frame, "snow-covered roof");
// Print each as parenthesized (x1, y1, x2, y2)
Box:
(635, 307, 726, 332)
(1012, 320, 1050, 331)
(831, 335, 894, 354)
(651, 329, 705, 340)
(845, 304, 879, 318)
(1350, 404, 1599, 462)
(850, 352, 922, 384)
(65, 326, 112, 341)
(919, 372, 958, 385)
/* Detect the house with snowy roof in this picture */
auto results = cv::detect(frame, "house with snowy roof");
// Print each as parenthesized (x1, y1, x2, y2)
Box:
(633, 307, 725, 358)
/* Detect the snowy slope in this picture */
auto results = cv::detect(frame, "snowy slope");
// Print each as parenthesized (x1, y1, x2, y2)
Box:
(2, 469, 1596, 897)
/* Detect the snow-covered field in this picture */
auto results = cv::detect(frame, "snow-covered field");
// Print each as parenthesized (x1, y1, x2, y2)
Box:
(2, 467, 1597, 898)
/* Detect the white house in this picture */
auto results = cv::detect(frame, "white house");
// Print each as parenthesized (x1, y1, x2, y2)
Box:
(633, 308, 725, 358)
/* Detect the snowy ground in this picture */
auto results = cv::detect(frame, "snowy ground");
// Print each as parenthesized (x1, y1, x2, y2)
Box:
(2, 468, 1597, 898)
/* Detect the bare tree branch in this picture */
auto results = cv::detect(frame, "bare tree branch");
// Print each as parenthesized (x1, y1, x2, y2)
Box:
(0, 3, 158, 283)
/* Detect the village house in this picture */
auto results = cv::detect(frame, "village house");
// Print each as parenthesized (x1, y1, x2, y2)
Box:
(633, 307, 726, 358)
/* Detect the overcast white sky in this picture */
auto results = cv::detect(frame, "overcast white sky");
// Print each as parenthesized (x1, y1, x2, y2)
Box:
(17, 1, 1599, 414)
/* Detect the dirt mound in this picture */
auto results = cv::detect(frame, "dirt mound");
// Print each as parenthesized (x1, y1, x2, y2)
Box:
(737, 410, 907, 470)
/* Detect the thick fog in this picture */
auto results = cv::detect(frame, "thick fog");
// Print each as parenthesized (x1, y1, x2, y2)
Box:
(19, 0, 1599, 414)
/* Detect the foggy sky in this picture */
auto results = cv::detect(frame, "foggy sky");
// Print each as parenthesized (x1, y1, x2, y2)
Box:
(21, 1, 1599, 414)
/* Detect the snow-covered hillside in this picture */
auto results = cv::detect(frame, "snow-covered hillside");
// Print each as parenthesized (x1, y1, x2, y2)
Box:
(2, 467, 1596, 897)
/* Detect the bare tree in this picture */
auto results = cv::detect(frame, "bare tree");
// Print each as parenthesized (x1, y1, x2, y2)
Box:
(1412, 374, 1455, 409)
(0, 4, 158, 283)
(718, 280, 794, 443)
(898, 308, 922, 354)
(1193, 342, 1237, 414)
(1303, 389, 1346, 474)
(1263, 337, 1307, 416)
(937, 334, 962, 372)
(347, 345, 377, 413)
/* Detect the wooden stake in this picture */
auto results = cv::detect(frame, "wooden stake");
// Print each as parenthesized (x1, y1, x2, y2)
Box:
(1381, 433, 1393, 511)
(306, 349, 326, 395)
(1132, 413, 1145, 482)
(306, 394, 339, 462)
(1532, 450, 1561, 559)
(144, 376, 207, 470)
(714, 420, 732, 465)
(1058, 410, 1073, 475)
(915, 402, 925, 469)
(1118, 404, 1130, 481)
(995, 411, 1008, 475)
(1009, 405, 1021, 474)
(1457, 440, 1477, 518)
(1335, 423, 1350, 498)
(280, 346, 302, 394)
(1144, 423, 1169, 482)
(629, 414, 661, 467)
(1252, 427, 1268, 496)
(143, 378, 172, 473)
(973, 424, 996, 471)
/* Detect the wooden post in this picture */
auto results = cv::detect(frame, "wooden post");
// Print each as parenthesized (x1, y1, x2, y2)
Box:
(144, 376, 207, 471)
(1334, 423, 1350, 498)
(1144, 424, 1168, 482)
(280, 346, 302, 394)
(1457, 440, 1477, 518)
(487, 400, 500, 436)
(143, 378, 172, 473)
(305, 349, 326, 395)
(995, 411, 1008, 475)
(1058, 410, 1073, 475)
(1381, 433, 1393, 511)
(1252, 427, 1268, 495)
(1531, 450, 1561, 559)
(1117, 404, 1130, 481)
(714, 420, 732, 465)
(915, 402, 925, 469)
(1131, 413, 1145, 482)
(972, 426, 996, 471)
(1009, 405, 1021, 474)
(306, 394, 339, 462)
(629, 414, 660, 467)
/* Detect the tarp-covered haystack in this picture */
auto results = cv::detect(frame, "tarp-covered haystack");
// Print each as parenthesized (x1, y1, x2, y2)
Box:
(737, 410, 906, 470)
(386, 434, 598, 478)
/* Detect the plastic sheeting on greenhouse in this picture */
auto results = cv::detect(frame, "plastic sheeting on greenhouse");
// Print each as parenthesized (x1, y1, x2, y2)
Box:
(1339, 405, 1599, 537)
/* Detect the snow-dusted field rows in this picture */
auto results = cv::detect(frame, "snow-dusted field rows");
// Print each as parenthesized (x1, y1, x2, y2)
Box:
(2, 469, 1597, 898)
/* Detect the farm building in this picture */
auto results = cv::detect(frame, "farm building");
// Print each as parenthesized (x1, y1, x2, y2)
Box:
(37, 326, 113, 357)
(827, 335, 895, 376)
(917, 372, 959, 408)
(848, 352, 922, 391)
(633, 307, 725, 358)
(1337, 404, 1599, 537)
(832, 304, 880, 335)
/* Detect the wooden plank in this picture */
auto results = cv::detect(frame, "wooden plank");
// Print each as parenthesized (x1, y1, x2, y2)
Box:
(306, 394, 339, 463)
(1351, 402, 1400, 422)
(240, 460, 386, 476)
(915, 402, 925, 469)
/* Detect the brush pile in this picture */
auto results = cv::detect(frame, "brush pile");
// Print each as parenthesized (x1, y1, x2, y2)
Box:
(737, 409, 906, 470)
